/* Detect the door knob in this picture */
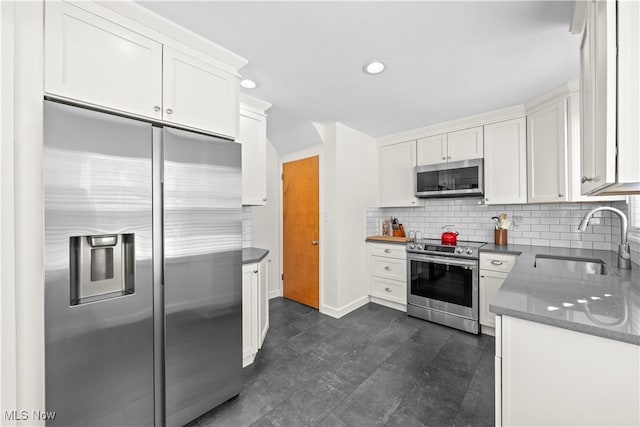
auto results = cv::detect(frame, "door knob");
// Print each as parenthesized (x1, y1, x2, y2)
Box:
(166, 108, 173, 115)
(153, 106, 161, 112)
(311, 240, 318, 245)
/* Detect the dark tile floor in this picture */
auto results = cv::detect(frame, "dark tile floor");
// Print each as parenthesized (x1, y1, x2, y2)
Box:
(193, 298, 495, 427)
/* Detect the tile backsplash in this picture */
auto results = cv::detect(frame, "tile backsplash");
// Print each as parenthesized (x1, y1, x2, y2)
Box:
(366, 199, 628, 251)
(242, 206, 252, 248)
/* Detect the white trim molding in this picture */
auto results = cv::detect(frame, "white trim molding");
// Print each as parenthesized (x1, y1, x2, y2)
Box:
(320, 295, 370, 319)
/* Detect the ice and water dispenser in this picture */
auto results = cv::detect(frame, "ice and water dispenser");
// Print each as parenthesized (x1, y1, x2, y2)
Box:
(69, 234, 135, 305)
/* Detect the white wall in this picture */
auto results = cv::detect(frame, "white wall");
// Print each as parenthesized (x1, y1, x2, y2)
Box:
(334, 123, 377, 310)
(318, 123, 377, 317)
(250, 139, 282, 298)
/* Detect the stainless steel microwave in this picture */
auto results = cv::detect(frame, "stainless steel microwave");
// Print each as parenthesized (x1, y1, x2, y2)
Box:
(415, 158, 484, 198)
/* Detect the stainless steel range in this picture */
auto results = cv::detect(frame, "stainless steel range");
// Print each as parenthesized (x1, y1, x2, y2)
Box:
(406, 238, 486, 334)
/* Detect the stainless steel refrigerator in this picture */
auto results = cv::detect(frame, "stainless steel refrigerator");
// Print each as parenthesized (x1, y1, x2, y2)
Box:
(43, 101, 242, 426)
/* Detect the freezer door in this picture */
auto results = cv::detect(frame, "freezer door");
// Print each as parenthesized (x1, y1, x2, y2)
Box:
(163, 127, 243, 426)
(44, 101, 154, 426)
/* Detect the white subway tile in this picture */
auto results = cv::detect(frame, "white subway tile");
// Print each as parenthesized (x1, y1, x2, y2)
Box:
(531, 239, 551, 246)
(550, 240, 571, 248)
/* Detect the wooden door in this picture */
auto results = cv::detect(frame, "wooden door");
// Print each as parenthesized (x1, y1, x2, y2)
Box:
(283, 156, 319, 308)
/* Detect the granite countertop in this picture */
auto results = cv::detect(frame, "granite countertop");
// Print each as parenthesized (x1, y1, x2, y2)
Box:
(487, 245, 640, 346)
(242, 247, 269, 264)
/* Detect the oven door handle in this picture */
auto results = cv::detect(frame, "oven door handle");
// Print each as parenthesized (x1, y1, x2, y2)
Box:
(408, 254, 477, 269)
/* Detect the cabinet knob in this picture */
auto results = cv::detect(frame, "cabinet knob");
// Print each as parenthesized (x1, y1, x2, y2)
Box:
(447, 156, 452, 160)
(442, 157, 446, 160)
(253, 270, 258, 274)
(262, 198, 267, 201)
(412, 201, 416, 204)
(153, 106, 161, 112)
(166, 108, 173, 115)
(558, 193, 564, 198)
(581, 176, 594, 184)
(384, 287, 392, 292)
(384, 266, 391, 271)
(384, 249, 391, 254)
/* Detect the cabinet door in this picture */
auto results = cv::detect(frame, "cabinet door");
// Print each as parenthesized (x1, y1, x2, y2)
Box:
(163, 47, 239, 138)
(242, 264, 258, 367)
(417, 134, 447, 166)
(240, 107, 267, 205)
(45, 1, 163, 119)
(447, 126, 484, 162)
(479, 271, 507, 328)
(484, 118, 527, 205)
(257, 258, 269, 349)
(591, 0, 617, 191)
(527, 99, 568, 203)
(379, 141, 419, 207)
(580, 5, 598, 195)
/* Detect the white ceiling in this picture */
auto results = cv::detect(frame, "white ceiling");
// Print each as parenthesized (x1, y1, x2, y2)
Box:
(137, 1, 579, 155)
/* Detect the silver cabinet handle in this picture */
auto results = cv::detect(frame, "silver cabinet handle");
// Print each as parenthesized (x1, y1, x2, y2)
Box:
(558, 193, 564, 197)
(384, 266, 391, 271)
(581, 176, 594, 183)
(442, 157, 446, 160)
(384, 287, 392, 292)
(490, 260, 503, 265)
(412, 201, 416, 204)
(384, 249, 391, 254)
(166, 108, 173, 115)
(262, 198, 267, 201)
(253, 270, 258, 274)
(312, 240, 318, 245)
(153, 106, 161, 112)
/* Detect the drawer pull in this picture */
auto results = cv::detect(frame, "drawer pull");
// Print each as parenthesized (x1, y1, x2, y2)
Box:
(491, 260, 504, 266)
(384, 266, 392, 271)
(384, 249, 391, 254)
(385, 287, 392, 292)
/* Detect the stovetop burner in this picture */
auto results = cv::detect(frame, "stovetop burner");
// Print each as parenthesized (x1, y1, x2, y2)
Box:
(406, 238, 487, 258)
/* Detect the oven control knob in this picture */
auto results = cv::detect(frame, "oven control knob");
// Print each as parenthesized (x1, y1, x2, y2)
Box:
(409, 243, 415, 250)
(417, 244, 424, 250)
(466, 248, 473, 255)
(455, 247, 463, 254)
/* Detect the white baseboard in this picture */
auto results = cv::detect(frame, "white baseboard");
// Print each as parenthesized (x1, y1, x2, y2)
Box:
(243, 351, 256, 368)
(268, 289, 282, 299)
(369, 296, 407, 313)
(481, 325, 496, 336)
(320, 295, 370, 319)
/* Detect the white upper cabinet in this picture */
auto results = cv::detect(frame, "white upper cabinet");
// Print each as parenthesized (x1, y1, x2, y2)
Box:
(580, 0, 640, 195)
(484, 118, 527, 205)
(447, 126, 484, 162)
(239, 95, 271, 206)
(527, 98, 568, 203)
(417, 134, 447, 165)
(44, 1, 245, 138)
(416, 127, 483, 166)
(163, 47, 238, 138)
(379, 140, 419, 207)
(45, 1, 163, 119)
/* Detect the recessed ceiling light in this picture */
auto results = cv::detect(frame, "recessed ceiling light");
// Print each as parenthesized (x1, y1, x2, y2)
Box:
(363, 60, 386, 75)
(240, 79, 257, 89)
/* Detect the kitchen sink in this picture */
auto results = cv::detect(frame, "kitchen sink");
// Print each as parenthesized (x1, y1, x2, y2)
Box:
(534, 254, 610, 276)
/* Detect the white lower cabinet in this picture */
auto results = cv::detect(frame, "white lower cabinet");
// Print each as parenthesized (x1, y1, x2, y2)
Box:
(242, 257, 269, 367)
(368, 243, 407, 311)
(497, 315, 640, 426)
(479, 252, 516, 335)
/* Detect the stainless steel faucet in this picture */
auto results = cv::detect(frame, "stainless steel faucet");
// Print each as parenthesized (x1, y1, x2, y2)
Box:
(578, 206, 631, 269)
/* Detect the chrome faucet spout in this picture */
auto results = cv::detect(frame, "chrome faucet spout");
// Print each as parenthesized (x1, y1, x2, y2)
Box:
(577, 206, 631, 269)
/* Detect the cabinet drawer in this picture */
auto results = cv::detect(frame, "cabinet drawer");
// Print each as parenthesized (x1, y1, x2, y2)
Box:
(371, 256, 406, 281)
(480, 253, 517, 273)
(370, 277, 406, 304)
(369, 244, 406, 259)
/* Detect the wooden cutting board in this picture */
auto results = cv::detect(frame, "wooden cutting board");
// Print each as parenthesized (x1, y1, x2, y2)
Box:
(366, 235, 409, 243)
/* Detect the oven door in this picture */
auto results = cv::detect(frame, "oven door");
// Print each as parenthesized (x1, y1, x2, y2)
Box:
(407, 253, 478, 320)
